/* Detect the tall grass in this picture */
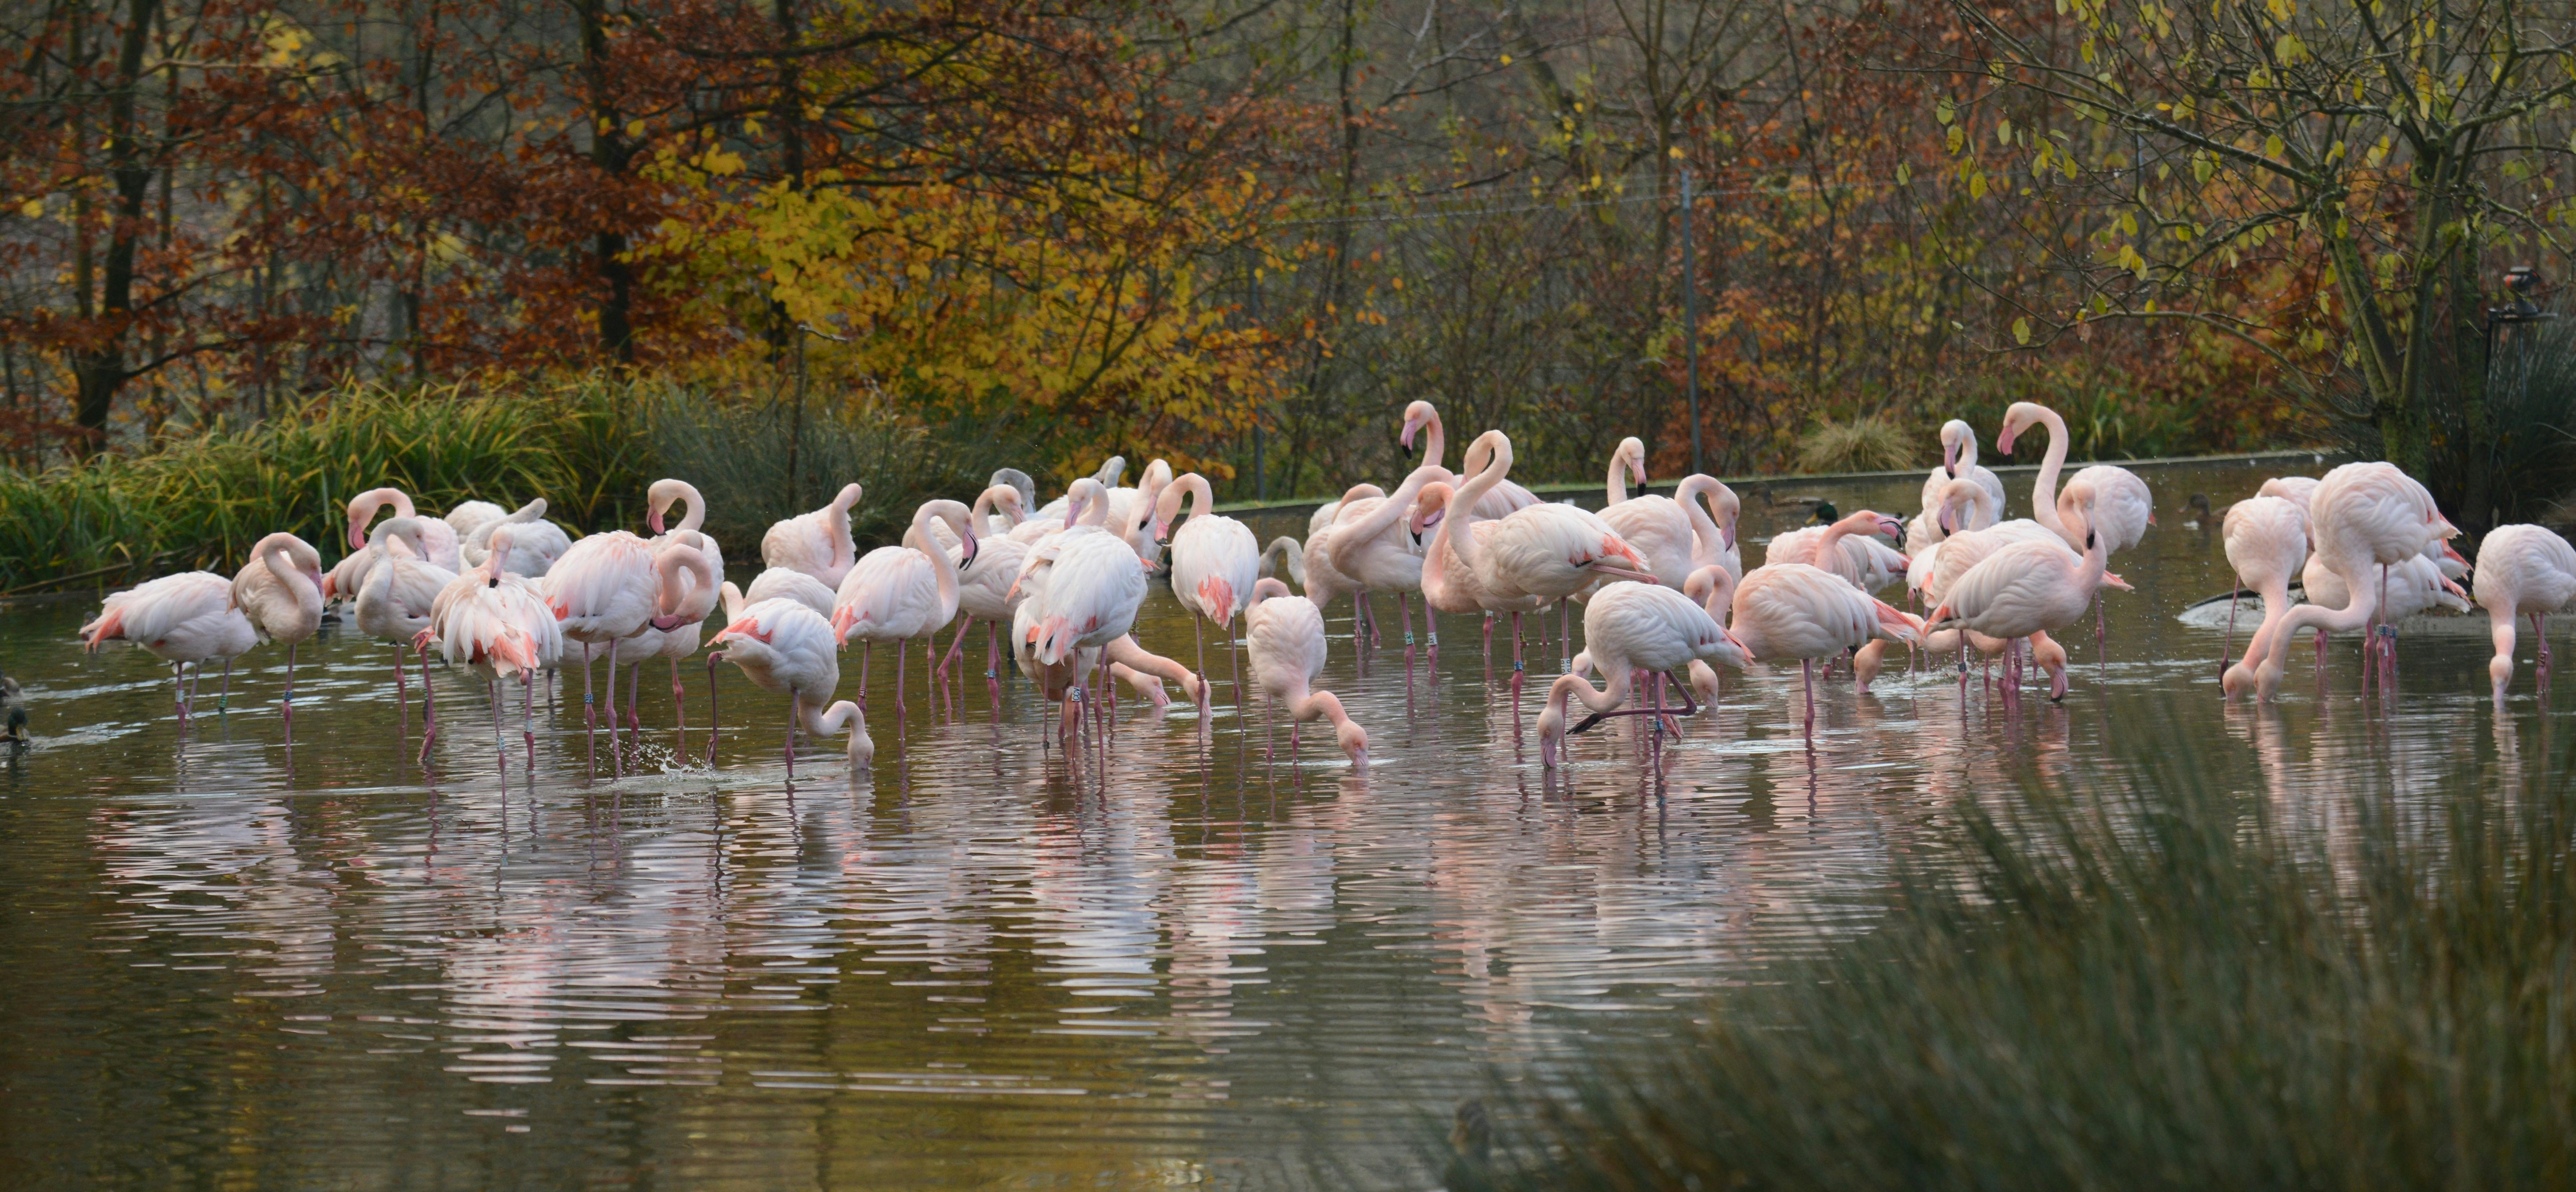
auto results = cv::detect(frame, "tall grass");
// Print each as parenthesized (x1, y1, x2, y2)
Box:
(1455, 726, 2576, 1190)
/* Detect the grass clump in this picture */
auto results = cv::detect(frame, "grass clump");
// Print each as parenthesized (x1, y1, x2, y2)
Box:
(1455, 729, 2576, 1190)
(1793, 413, 1914, 474)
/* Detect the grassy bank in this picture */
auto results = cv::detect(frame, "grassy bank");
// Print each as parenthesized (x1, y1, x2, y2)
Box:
(1453, 728, 2576, 1190)
(0, 376, 1035, 593)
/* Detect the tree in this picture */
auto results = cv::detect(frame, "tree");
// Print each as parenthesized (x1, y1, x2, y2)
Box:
(1946, 0, 2576, 521)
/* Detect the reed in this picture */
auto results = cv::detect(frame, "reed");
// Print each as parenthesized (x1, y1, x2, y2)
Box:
(1451, 726, 2576, 1191)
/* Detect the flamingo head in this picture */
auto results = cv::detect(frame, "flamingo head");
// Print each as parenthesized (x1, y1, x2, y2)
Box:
(1399, 400, 1436, 456)
(1996, 403, 2043, 455)
(1409, 483, 1454, 538)
(1941, 419, 1974, 477)
(1619, 437, 1647, 487)
(1874, 514, 1904, 542)
(831, 482, 864, 514)
(1336, 718, 1370, 768)
(1682, 565, 1736, 618)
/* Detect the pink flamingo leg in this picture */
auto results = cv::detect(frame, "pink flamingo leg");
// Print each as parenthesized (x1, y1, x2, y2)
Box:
(1801, 658, 1816, 744)
(488, 676, 507, 777)
(626, 663, 643, 737)
(896, 636, 909, 725)
(669, 657, 687, 755)
(1510, 611, 1526, 718)
(171, 662, 187, 728)
(394, 647, 409, 735)
(859, 643, 871, 714)
(984, 623, 1003, 715)
(705, 653, 723, 764)
(281, 643, 296, 741)
(523, 670, 538, 773)
(605, 638, 623, 778)
(414, 637, 439, 766)
(1399, 593, 1416, 691)
(580, 649, 596, 771)
(784, 694, 799, 782)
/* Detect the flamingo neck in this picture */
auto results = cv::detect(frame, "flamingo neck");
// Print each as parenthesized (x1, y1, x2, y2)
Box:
(1675, 477, 1726, 567)
(1450, 434, 1513, 561)
(1606, 448, 1632, 505)
(670, 486, 705, 533)
(1338, 467, 1438, 549)
(1422, 410, 1448, 476)
(911, 507, 966, 622)
(2026, 408, 2072, 538)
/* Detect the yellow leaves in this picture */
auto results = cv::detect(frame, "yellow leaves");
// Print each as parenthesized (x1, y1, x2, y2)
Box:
(1499, 53, 1513, 66)
(2112, 242, 2149, 278)
(2264, 133, 2287, 160)
(1935, 97, 1954, 125)
(1969, 170, 1988, 199)
(1947, 125, 1966, 155)
(2011, 316, 2032, 345)
(1996, 118, 2013, 146)
(2275, 33, 2305, 64)
(18, 198, 39, 218)
(2265, 0, 2294, 19)
(625, 120, 647, 140)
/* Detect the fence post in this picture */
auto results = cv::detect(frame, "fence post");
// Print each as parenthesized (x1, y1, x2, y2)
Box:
(1682, 169, 1703, 477)
(1251, 263, 1266, 501)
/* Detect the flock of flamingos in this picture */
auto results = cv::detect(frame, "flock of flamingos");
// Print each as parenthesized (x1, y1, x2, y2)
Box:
(70, 397, 2576, 777)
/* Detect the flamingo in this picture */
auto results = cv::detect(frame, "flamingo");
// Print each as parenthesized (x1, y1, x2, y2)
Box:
(1916, 419, 2009, 534)
(2244, 462, 2458, 700)
(612, 538, 720, 752)
(444, 499, 510, 545)
(542, 527, 663, 771)
(1538, 566, 1749, 768)
(1278, 484, 1378, 633)
(352, 517, 457, 729)
(1399, 400, 1539, 517)
(81, 571, 258, 727)
(1597, 437, 1741, 588)
(1155, 471, 1259, 702)
(1926, 480, 2122, 702)
(1440, 430, 1657, 705)
(1326, 465, 1447, 670)
(645, 479, 725, 585)
(1011, 493, 1154, 746)
(422, 525, 565, 773)
(460, 498, 572, 577)
(346, 487, 462, 571)
(2217, 495, 2309, 699)
(1729, 562, 1921, 741)
(988, 468, 1038, 528)
(2258, 475, 2319, 513)
(708, 598, 870, 776)
(229, 531, 326, 736)
(1995, 402, 2078, 546)
(1307, 483, 1380, 540)
(834, 499, 975, 724)
(1763, 508, 1907, 592)
(1242, 578, 1370, 767)
(762, 482, 863, 587)
(2473, 524, 2576, 701)
(1905, 478, 1996, 604)
(935, 484, 1034, 712)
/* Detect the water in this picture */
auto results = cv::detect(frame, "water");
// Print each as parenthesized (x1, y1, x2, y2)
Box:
(3, 454, 2559, 1188)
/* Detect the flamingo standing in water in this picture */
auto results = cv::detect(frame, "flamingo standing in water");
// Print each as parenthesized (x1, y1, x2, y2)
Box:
(936, 484, 1032, 713)
(834, 499, 975, 726)
(2217, 495, 2309, 697)
(1539, 566, 1748, 769)
(645, 479, 726, 587)
(1912, 419, 2009, 541)
(1155, 471, 1259, 706)
(461, 499, 572, 577)
(1326, 465, 1446, 674)
(1597, 437, 1742, 588)
(2244, 462, 2457, 700)
(611, 538, 719, 753)
(1730, 562, 1921, 743)
(424, 526, 565, 773)
(82, 571, 258, 727)
(1420, 430, 1657, 710)
(542, 527, 662, 773)
(2473, 524, 2576, 701)
(230, 532, 326, 737)
(709, 598, 869, 777)
(1010, 489, 1154, 747)
(762, 482, 863, 588)
(1926, 480, 2122, 703)
(721, 568, 838, 621)
(1242, 578, 1370, 767)
(351, 517, 456, 730)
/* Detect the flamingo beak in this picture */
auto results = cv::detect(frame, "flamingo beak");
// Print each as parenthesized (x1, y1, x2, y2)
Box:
(1997, 424, 2019, 455)
(1878, 518, 1904, 541)
(961, 532, 979, 566)
(1943, 440, 1959, 478)
(1400, 418, 1421, 454)
(648, 508, 666, 534)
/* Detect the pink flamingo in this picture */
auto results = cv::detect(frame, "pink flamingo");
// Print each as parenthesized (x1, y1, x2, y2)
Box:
(1010, 498, 1155, 748)
(1926, 480, 2121, 702)
(709, 599, 870, 777)
(646, 479, 726, 586)
(721, 568, 838, 621)
(82, 571, 258, 727)
(542, 527, 662, 772)
(834, 499, 975, 725)
(1598, 437, 1742, 587)
(936, 484, 1032, 713)
(1242, 578, 1370, 767)
(2217, 495, 2308, 698)
(346, 487, 462, 572)
(353, 517, 457, 731)
(1155, 471, 1260, 705)
(423, 525, 565, 773)
(2245, 462, 2458, 700)
(615, 538, 720, 752)
(1326, 465, 1448, 672)
(1913, 419, 2008, 542)
(762, 482, 863, 588)
(2474, 525, 2576, 701)
(230, 532, 326, 737)
(1730, 562, 1921, 742)
(461, 499, 572, 578)
(1539, 565, 1748, 769)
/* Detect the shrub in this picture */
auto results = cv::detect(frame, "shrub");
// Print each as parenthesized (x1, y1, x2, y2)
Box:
(1793, 413, 1914, 474)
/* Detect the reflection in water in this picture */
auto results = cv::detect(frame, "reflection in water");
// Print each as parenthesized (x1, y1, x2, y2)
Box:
(4, 457, 2563, 1187)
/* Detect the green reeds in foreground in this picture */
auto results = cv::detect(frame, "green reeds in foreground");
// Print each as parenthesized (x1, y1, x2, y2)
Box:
(1452, 725, 2576, 1190)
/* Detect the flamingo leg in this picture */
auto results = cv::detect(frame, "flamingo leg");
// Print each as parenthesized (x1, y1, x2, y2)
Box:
(216, 659, 231, 713)
(1482, 613, 1494, 670)
(1509, 611, 1526, 719)
(581, 649, 596, 771)
(785, 694, 799, 782)
(670, 657, 687, 755)
(523, 669, 538, 774)
(1648, 672, 1663, 769)
(984, 623, 1002, 715)
(415, 638, 439, 766)
(1399, 593, 1416, 691)
(1227, 622, 1244, 717)
(489, 675, 507, 777)
(626, 663, 643, 737)
(2222, 588, 2238, 680)
(394, 646, 410, 735)
(172, 661, 187, 727)
(1561, 600, 1572, 674)
(606, 637, 622, 778)
(859, 643, 871, 714)
(281, 643, 296, 741)
(1802, 658, 1816, 743)
(705, 653, 722, 764)
(1358, 590, 1377, 648)
(896, 636, 909, 725)
(1193, 615, 1207, 701)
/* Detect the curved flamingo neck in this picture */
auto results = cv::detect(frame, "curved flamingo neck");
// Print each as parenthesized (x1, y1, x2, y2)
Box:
(1674, 476, 1727, 565)
(1420, 493, 1466, 601)
(1339, 466, 1441, 548)
(1606, 443, 1639, 505)
(670, 484, 706, 532)
(911, 502, 968, 620)
(2022, 407, 2072, 537)
(1422, 409, 1448, 476)
(1451, 432, 1513, 561)
(656, 546, 714, 614)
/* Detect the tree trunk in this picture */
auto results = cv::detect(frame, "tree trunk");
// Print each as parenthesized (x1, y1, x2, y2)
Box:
(577, 0, 634, 362)
(72, 0, 161, 451)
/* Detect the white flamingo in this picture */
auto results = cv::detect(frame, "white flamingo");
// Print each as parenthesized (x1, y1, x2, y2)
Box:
(1242, 578, 1370, 767)
(1325, 465, 1447, 668)
(2244, 461, 2458, 700)
(1597, 437, 1741, 587)
(2474, 524, 2576, 701)
(834, 499, 975, 723)
(1729, 562, 1921, 741)
(1539, 566, 1748, 768)
(1154, 471, 1259, 701)
(720, 568, 839, 621)
(423, 525, 565, 773)
(762, 482, 863, 587)
(542, 527, 663, 771)
(352, 517, 457, 729)
(81, 571, 258, 727)
(346, 487, 462, 571)
(608, 538, 719, 752)
(1399, 400, 1539, 516)
(936, 484, 1033, 712)
(2217, 495, 2309, 699)
(230, 531, 326, 735)
(460, 498, 572, 577)
(1926, 480, 2122, 702)
(709, 598, 869, 777)
(645, 479, 725, 585)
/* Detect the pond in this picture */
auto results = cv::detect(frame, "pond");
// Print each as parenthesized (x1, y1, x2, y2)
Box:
(2, 453, 2554, 1188)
